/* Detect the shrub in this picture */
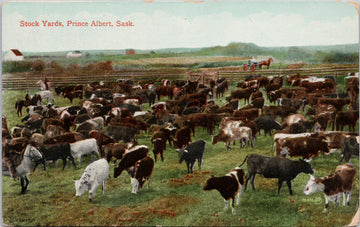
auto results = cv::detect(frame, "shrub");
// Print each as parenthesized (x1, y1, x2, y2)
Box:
(2, 61, 32, 73)
(32, 60, 46, 72)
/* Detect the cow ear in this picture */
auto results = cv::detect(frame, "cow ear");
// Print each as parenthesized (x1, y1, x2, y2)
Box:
(210, 175, 214, 178)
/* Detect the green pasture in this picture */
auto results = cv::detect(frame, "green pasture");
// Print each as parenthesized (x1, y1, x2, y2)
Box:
(1, 78, 359, 226)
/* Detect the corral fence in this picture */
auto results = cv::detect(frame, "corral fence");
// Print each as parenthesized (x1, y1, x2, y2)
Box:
(2, 65, 358, 90)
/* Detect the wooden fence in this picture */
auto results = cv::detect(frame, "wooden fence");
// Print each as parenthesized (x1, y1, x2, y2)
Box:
(2, 65, 358, 90)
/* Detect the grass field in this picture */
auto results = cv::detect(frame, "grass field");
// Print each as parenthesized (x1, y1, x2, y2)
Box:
(2, 73, 359, 226)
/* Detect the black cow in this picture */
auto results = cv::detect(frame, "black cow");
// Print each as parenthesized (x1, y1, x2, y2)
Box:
(340, 136, 359, 163)
(254, 115, 282, 136)
(175, 139, 206, 173)
(238, 154, 313, 195)
(35, 143, 76, 170)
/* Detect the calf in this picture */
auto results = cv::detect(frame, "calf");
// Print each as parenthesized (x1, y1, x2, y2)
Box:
(340, 136, 359, 163)
(176, 140, 206, 173)
(239, 154, 313, 195)
(70, 138, 100, 167)
(303, 163, 356, 212)
(36, 143, 76, 170)
(203, 167, 245, 215)
(212, 126, 253, 149)
(74, 158, 109, 201)
(113, 145, 149, 178)
(129, 156, 154, 194)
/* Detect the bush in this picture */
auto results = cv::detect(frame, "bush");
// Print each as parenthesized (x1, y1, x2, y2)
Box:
(2, 61, 33, 73)
(323, 52, 359, 63)
(32, 60, 46, 72)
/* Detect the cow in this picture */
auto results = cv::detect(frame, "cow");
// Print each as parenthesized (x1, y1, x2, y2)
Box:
(340, 136, 359, 163)
(279, 135, 329, 160)
(102, 143, 130, 164)
(254, 115, 282, 136)
(176, 140, 206, 173)
(73, 158, 109, 201)
(173, 126, 192, 149)
(335, 110, 359, 132)
(239, 154, 314, 195)
(185, 113, 215, 136)
(212, 126, 253, 149)
(129, 156, 155, 194)
(35, 143, 76, 170)
(113, 145, 149, 178)
(203, 167, 245, 215)
(303, 163, 356, 212)
(70, 138, 100, 167)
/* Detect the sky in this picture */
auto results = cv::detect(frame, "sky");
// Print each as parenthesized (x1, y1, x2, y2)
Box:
(2, 0, 359, 52)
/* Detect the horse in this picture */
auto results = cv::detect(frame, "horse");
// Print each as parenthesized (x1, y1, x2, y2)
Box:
(15, 94, 43, 116)
(3, 144, 45, 194)
(258, 57, 274, 69)
(37, 78, 50, 90)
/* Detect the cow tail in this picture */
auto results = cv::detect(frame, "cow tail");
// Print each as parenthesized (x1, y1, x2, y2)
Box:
(238, 155, 248, 168)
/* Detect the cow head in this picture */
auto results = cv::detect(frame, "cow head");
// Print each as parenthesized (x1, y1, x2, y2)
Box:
(131, 178, 140, 194)
(298, 159, 314, 175)
(73, 180, 88, 197)
(203, 175, 216, 191)
(303, 175, 324, 195)
(176, 148, 187, 164)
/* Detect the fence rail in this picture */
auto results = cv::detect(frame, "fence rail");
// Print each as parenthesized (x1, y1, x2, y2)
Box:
(2, 65, 358, 90)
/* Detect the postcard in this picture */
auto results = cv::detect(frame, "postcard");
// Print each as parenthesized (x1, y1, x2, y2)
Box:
(2, 0, 359, 226)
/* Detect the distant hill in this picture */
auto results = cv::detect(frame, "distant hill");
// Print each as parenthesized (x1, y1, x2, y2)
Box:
(7, 42, 358, 64)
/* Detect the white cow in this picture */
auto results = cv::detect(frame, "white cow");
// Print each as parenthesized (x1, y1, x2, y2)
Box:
(70, 138, 100, 167)
(74, 158, 109, 201)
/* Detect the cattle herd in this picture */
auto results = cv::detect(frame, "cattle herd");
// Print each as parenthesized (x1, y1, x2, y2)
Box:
(2, 72, 359, 217)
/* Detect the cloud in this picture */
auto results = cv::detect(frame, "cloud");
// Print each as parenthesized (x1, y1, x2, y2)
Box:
(2, 9, 358, 52)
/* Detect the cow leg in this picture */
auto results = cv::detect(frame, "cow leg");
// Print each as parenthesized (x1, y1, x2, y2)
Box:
(78, 156, 82, 167)
(231, 198, 237, 215)
(70, 156, 77, 168)
(250, 174, 257, 191)
(236, 186, 243, 205)
(89, 183, 99, 202)
(277, 180, 284, 195)
(224, 200, 229, 210)
(324, 195, 329, 213)
(286, 180, 293, 195)
(198, 158, 203, 170)
(153, 151, 158, 162)
(186, 162, 191, 173)
(102, 180, 106, 195)
(62, 158, 67, 170)
(160, 152, 164, 162)
(344, 191, 352, 206)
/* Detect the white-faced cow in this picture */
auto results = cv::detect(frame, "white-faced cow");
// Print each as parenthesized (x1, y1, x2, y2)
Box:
(303, 163, 356, 212)
(128, 156, 154, 194)
(74, 158, 109, 201)
(176, 139, 206, 173)
(239, 154, 314, 195)
(113, 145, 149, 178)
(204, 167, 245, 215)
